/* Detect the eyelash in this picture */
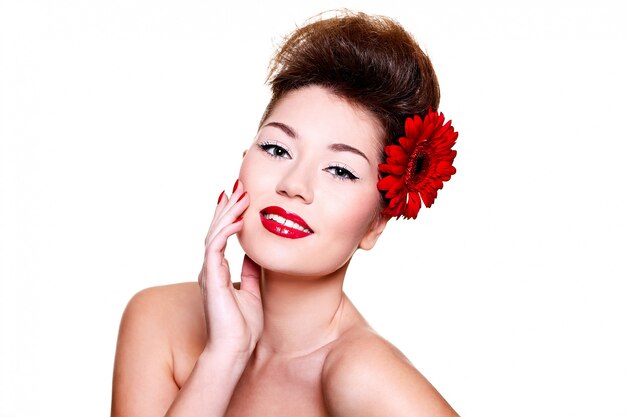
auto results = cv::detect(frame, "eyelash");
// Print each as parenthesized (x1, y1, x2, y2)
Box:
(257, 141, 360, 182)
(324, 164, 360, 181)
(258, 141, 292, 159)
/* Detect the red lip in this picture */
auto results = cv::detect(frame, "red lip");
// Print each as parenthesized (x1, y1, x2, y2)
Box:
(259, 206, 314, 239)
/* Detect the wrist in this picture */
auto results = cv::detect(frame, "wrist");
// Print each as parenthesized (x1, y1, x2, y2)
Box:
(199, 344, 252, 372)
(164, 343, 253, 416)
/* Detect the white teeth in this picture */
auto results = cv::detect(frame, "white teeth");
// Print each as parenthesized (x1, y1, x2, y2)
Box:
(268, 213, 286, 225)
(263, 213, 312, 233)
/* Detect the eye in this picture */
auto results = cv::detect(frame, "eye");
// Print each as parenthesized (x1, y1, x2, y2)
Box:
(258, 141, 292, 159)
(324, 164, 360, 181)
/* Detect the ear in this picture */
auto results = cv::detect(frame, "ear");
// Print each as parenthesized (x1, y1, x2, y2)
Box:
(358, 213, 390, 251)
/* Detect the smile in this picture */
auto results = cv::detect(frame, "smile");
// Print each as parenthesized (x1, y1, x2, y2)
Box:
(260, 206, 314, 239)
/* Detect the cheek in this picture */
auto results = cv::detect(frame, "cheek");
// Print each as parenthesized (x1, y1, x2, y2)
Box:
(238, 154, 252, 185)
(324, 186, 380, 242)
(238, 154, 272, 196)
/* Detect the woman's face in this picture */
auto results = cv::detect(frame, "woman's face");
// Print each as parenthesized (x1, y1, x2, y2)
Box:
(237, 85, 387, 277)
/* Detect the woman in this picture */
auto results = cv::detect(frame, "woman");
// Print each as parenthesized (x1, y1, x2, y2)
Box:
(112, 11, 459, 416)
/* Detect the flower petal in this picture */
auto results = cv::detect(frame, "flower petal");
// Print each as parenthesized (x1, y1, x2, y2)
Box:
(378, 110, 458, 219)
(377, 174, 400, 191)
(404, 117, 417, 140)
(379, 163, 406, 176)
(405, 191, 422, 219)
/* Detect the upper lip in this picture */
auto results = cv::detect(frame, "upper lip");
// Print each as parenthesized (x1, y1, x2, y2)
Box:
(260, 206, 314, 233)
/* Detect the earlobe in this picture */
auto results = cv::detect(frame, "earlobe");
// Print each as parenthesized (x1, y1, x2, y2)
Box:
(358, 214, 390, 251)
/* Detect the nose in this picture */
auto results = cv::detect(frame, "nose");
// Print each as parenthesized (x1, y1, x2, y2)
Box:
(276, 162, 314, 204)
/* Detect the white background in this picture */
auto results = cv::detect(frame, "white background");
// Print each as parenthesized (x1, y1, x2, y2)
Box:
(1, 0, 625, 416)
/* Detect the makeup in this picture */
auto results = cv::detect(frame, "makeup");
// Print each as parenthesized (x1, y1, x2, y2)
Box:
(260, 206, 313, 239)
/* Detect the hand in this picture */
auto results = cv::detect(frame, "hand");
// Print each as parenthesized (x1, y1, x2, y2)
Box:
(198, 180, 263, 357)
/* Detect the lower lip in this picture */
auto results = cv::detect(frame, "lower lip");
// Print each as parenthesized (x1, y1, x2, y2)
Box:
(259, 214, 313, 239)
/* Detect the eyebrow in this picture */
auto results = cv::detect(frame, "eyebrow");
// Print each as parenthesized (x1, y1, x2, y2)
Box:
(262, 121, 370, 163)
(263, 122, 297, 138)
(329, 143, 370, 163)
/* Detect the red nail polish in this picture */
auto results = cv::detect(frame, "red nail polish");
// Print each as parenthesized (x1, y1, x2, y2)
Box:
(232, 179, 240, 193)
(237, 192, 247, 203)
(217, 190, 225, 204)
(234, 216, 243, 223)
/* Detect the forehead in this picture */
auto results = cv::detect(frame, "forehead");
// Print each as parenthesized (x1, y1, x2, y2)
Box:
(264, 85, 384, 155)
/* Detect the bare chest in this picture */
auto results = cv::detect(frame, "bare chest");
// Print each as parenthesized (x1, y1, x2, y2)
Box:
(225, 353, 330, 417)
(171, 334, 332, 416)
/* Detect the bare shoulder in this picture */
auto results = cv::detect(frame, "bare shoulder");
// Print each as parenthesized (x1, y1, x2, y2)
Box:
(126, 281, 202, 312)
(322, 328, 458, 417)
(112, 282, 205, 416)
(116, 282, 207, 373)
(119, 282, 205, 342)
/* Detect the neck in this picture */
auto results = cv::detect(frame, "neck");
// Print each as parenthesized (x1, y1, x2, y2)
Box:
(255, 261, 352, 359)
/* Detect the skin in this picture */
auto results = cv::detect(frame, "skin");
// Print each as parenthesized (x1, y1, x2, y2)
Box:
(111, 85, 458, 417)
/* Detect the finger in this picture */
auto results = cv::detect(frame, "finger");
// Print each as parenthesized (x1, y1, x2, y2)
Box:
(205, 188, 247, 247)
(198, 261, 206, 286)
(205, 218, 243, 261)
(198, 202, 242, 288)
(213, 189, 229, 220)
(205, 192, 228, 246)
(203, 219, 245, 288)
(206, 178, 243, 241)
(214, 180, 248, 227)
(240, 255, 261, 299)
(207, 189, 234, 242)
(206, 193, 249, 247)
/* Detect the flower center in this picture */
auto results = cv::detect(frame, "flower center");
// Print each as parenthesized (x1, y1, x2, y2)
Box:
(407, 147, 429, 184)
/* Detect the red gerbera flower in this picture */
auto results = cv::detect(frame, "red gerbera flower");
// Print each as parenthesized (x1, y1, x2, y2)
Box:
(377, 110, 458, 219)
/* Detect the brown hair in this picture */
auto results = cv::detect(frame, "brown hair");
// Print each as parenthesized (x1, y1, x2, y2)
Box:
(260, 10, 440, 150)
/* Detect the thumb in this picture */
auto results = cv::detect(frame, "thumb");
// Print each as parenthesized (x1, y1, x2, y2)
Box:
(240, 255, 261, 298)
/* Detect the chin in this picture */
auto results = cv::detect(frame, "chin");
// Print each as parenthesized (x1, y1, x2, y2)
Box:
(236, 225, 354, 278)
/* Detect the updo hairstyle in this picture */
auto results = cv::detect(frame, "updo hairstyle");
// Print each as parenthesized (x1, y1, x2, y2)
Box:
(260, 10, 440, 151)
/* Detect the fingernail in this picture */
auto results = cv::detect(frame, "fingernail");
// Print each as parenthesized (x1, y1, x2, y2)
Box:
(217, 190, 225, 205)
(232, 179, 240, 193)
(236, 192, 247, 203)
(234, 216, 243, 223)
